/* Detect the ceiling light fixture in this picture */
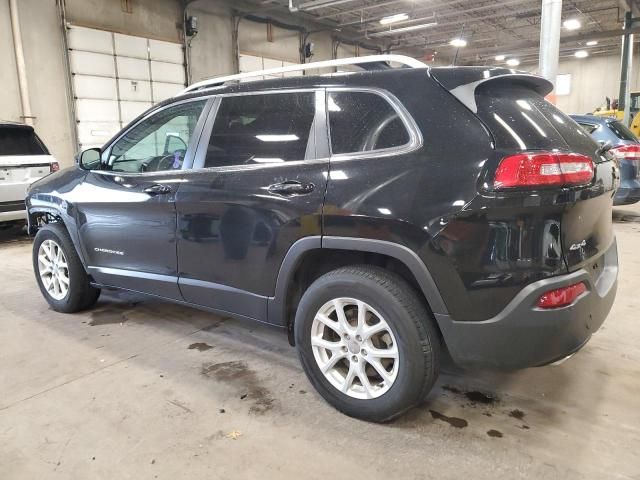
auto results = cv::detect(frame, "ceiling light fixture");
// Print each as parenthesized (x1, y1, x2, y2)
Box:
(450, 38, 467, 48)
(574, 50, 589, 58)
(586, 40, 598, 46)
(506, 58, 520, 67)
(368, 21, 438, 37)
(495, 54, 506, 61)
(563, 19, 581, 30)
(379, 13, 409, 25)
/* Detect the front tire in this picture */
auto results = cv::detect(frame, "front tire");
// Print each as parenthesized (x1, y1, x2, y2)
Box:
(32, 223, 100, 313)
(294, 265, 440, 422)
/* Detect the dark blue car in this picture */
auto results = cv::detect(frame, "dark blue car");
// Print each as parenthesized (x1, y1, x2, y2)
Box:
(571, 114, 640, 205)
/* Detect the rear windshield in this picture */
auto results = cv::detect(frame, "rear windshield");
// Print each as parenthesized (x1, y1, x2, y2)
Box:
(475, 83, 598, 156)
(0, 127, 48, 156)
(608, 120, 637, 141)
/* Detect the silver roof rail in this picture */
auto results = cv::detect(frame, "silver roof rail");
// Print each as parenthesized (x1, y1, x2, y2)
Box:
(178, 54, 428, 96)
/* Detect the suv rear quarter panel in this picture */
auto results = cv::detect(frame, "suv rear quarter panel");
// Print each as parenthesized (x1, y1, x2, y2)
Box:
(323, 70, 570, 321)
(324, 70, 493, 319)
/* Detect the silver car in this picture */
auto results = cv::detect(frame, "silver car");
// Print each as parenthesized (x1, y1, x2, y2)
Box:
(0, 122, 58, 223)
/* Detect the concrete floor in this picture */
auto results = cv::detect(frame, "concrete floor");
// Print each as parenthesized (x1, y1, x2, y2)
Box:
(1, 207, 639, 480)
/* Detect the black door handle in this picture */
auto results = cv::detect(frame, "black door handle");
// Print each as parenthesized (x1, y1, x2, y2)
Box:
(143, 184, 172, 195)
(268, 180, 315, 196)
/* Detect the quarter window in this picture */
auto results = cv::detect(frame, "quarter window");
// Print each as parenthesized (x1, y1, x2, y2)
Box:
(107, 100, 207, 173)
(204, 92, 316, 168)
(328, 91, 411, 155)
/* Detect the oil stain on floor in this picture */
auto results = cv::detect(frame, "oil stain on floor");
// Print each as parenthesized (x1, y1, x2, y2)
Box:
(188, 342, 213, 352)
(509, 409, 525, 420)
(429, 410, 468, 428)
(201, 360, 275, 415)
(442, 385, 498, 405)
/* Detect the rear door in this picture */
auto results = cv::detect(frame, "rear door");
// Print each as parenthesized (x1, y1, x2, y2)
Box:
(0, 126, 54, 208)
(175, 89, 329, 322)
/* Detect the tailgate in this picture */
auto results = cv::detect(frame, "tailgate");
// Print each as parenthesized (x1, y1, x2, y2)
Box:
(431, 68, 618, 273)
(0, 155, 54, 203)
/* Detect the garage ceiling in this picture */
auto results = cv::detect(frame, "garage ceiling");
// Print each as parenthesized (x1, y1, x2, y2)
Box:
(246, 0, 634, 66)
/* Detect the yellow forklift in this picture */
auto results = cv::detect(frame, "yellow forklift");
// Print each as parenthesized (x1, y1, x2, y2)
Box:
(592, 93, 640, 136)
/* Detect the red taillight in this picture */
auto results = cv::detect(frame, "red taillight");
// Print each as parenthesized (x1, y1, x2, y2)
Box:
(50, 162, 60, 173)
(609, 144, 640, 160)
(536, 282, 587, 309)
(494, 152, 594, 190)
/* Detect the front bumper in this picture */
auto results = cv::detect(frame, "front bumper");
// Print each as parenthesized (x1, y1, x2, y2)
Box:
(435, 239, 618, 369)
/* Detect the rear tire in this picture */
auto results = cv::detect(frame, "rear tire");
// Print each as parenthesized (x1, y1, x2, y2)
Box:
(294, 265, 440, 422)
(32, 223, 100, 313)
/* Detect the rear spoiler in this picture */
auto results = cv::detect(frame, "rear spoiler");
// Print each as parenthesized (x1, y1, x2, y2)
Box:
(429, 67, 554, 114)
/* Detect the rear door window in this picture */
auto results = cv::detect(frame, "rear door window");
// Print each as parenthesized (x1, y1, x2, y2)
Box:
(204, 92, 316, 167)
(0, 127, 48, 156)
(327, 91, 411, 155)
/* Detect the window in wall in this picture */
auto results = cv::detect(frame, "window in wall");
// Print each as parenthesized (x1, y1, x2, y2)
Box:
(556, 74, 571, 96)
(204, 92, 316, 167)
(121, 0, 133, 13)
(108, 99, 207, 173)
(327, 91, 411, 155)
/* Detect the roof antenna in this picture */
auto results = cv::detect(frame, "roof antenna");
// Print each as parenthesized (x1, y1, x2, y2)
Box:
(452, 23, 465, 66)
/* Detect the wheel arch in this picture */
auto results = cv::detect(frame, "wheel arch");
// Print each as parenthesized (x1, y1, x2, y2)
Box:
(268, 236, 448, 344)
(28, 207, 89, 271)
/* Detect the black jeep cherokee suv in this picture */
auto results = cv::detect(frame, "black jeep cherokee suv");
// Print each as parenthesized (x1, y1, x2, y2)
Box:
(26, 56, 618, 421)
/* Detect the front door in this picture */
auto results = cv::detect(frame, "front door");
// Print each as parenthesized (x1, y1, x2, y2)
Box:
(175, 90, 329, 321)
(77, 98, 210, 299)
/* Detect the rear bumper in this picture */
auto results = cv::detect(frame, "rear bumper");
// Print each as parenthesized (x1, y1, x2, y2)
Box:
(614, 185, 640, 205)
(0, 201, 27, 222)
(435, 239, 618, 369)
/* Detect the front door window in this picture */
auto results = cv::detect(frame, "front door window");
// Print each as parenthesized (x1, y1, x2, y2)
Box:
(107, 99, 207, 173)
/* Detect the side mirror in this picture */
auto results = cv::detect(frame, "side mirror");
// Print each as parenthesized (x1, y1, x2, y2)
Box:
(77, 147, 102, 170)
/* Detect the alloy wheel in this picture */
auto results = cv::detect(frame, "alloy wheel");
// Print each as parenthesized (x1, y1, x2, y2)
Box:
(310, 298, 399, 399)
(37, 239, 70, 301)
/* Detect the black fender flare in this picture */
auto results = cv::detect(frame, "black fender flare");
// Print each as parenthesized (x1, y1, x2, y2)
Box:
(27, 205, 89, 272)
(267, 235, 448, 327)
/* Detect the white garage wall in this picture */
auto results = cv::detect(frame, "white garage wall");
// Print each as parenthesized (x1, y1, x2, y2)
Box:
(67, 25, 186, 150)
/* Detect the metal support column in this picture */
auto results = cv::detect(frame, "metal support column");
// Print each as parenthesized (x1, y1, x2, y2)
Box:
(619, 11, 634, 124)
(538, 0, 562, 104)
(9, 0, 34, 125)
